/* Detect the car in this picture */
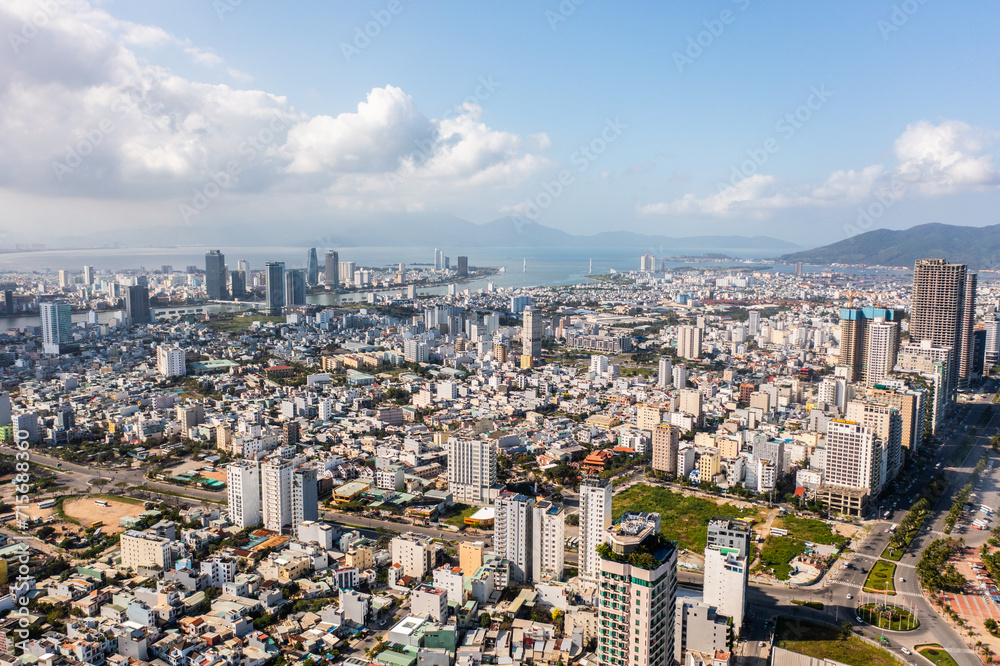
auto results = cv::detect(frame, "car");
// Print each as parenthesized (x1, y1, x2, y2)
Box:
(899, 577, 905, 583)
(846, 594, 852, 600)
(759, 642, 767, 648)
(856, 616, 863, 623)
(901, 648, 912, 655)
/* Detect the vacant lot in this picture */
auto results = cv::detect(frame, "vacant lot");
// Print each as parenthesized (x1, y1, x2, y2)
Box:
(63, 496, 145, 534)
(760, 536, 803, 580)
(774, 515, 847, 546)
(776, 618, 898, 666)
(612, 485, 759, 552)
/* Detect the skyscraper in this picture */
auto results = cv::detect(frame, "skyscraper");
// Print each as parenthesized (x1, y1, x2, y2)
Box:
(434, 248, 444, 270)
(261, 456, 293, 533)
(264, 261, 285, 315)
(83, 265, 94, 286)
(125, 285, 151, 326)
(838, 307, 901, 383)
(597, 512, 677, 666)
(230, 270, 247, 300)
(748, 310, 760, 336)
(532, 500, 565, 583)
(40, 301, 72, 354)
(910, 259, 977, 392)
(579, 477, 612, 580)
(205, 249, 228, 300)
(324, 250, 339, 288)
(820, 420, 882, 516)
(703, 518, 751, 635)
(522, 306, 543, 359)
(494, 491, 534, 583)
(305, 247, 319, 285)
(640, 253, 655, 271)
(657, 356, 672, 388)
(285, 269, 307, 306)
(292, 465, 318, 531)
(652, 424, 679, 476)
(227, 460, 261, 529)
(457, 256, 468, 277)
(863, 318, 899, 386)
(447, 438, 498, 506)
(677, 325, 702, 360)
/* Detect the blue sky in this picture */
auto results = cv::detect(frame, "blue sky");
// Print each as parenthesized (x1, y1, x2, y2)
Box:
(1, 0, 998, 248)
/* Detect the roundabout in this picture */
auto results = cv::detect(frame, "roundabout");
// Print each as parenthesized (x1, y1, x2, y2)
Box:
(857, 603, 920, 631)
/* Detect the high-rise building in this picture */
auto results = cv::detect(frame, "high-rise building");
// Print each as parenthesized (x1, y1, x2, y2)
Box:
(838, 307, 901, 382)
(0, 392, 11, 428)
(494, 491, 534, 583)
(820, 420, 881, 516)
(677, 325, 703, 360)
(910, 259, 977, 392)
(863, 318, 900, 386)
(261, 456, 293, 533)
(579, 477, 612, 580)
(447, 438, 497, 506)
(672, 364, 688, 390)
(83, 265, 94, 286)
(985, 315, 1000, 369)
(230, 270, 247, 300)
(748, 310, 760, 336)
(657, 356, 672, 388)
(125, 285, 151, 326)
(846, 401, 900, 483)
(227, 460, 261, 529)
(58, 269, 69, 288)
(640, 253, 656, 272)
(533, 500, 565, 583)
(871, 384, 924, 456)
(40, 301, 72, 354)
(339, 260, 356, 284)
(324, 250, 339, 288)
(292, 465, 318, 531)
(636, 403, 662, 432)
(205, 249, 228, 300)
(522, 306, 543, 359)
(703, 518, 751, 635)
(434, 248, 444, 270)
(597, 512, 678, 666)
(457, 256, 468, 277)
(896, 340, 953, 429)
(305, 247, 319, 285)
(285, 269, 307, 306)
(157, 346, 186, 377)
(264, 262, 285, 315)
(652, 424, 679, 476)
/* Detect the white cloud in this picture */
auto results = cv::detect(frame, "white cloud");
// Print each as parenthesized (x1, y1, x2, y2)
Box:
(639, 120, 999, 217)
(0, 1, 549, 225)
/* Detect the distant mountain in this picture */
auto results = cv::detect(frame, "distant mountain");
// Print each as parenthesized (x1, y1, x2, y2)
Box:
(781, 223, 1000, 269)
(63, 214, 797, 253)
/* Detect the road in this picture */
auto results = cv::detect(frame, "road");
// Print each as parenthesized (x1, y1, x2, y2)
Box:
(2, 446, 227, 504)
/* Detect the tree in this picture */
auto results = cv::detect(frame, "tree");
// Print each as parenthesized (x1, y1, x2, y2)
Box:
(479, 612, 492, 628)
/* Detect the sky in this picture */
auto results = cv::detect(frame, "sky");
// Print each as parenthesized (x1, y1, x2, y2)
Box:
(1, 0, 998, 249)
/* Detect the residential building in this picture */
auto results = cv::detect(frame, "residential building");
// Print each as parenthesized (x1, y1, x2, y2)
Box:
(227, 460, 261, 530)
(494, 491, 534, 583)
(447, 437, 497, 506)
(533, 500, 565, 583)
(579, 477, 612, 580)
(652, 425, 679, 476)
(120, 531, 172, 570)
(157, 346, 186, 377)
(264, 261, 285, 315)
(522, 306, 543, 359)
(910, 258, 977, 392)
(40, 300, 72, 354)
(677, 325, 703, 360)
(205, 250, 228, 300)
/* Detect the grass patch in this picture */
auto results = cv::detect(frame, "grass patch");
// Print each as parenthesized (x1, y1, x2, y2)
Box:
(206, 314, 286, 332)
(774, 515, 847, 547)
(775, 618, 899, 666)
(759, 536, 804, 580)
(91, 493, 145, 506)
(917, 645, 959, 666)
(858, 604, 919, 631)
(947, 435, 975, 467)
(863, 560, 897, 594)
(443, 505, 478, 528)
(612, 484, 758, 552)
(791, 600, 825, 610)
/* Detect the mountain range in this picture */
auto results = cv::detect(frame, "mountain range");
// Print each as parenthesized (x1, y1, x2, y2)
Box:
(64, 215, 798, 253)
(780, 222, 1000, 269)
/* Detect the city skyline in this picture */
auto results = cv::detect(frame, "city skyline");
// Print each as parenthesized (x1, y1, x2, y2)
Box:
(0, 2, 998, 248)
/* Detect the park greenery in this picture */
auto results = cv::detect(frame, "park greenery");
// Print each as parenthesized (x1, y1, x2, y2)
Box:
(917, 538, 967, 592)
(612, 484, 757, 552)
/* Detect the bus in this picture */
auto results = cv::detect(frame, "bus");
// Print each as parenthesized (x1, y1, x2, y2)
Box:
(90, 521, 103, 529)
